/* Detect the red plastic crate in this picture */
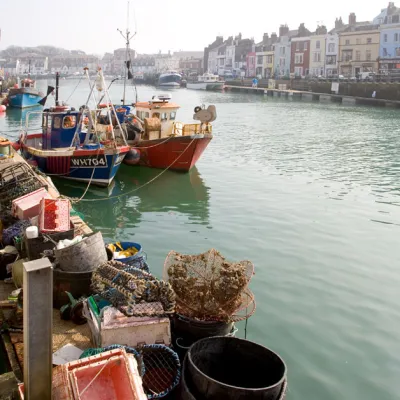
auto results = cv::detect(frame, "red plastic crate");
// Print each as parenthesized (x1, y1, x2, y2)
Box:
(39, 198, 71, 233)
(11, 188, 52, 220)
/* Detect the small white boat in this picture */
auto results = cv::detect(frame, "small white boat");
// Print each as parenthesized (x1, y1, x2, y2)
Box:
(186, 73, 225, 91)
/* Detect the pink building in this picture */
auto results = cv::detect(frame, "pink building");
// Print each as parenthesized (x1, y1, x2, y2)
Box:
(246, 52, 256, 77)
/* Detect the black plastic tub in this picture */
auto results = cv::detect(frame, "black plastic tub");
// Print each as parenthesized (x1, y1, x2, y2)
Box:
(187, 336, 286, 400)
(172, 314, 233, 361)
(53, 269, 93, 309)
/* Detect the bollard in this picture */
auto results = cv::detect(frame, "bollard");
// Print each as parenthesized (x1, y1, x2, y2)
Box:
(23, 258, 53, 400)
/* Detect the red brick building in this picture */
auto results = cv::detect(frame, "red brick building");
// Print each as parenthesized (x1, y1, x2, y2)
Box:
(290, 38, 311, 77)
(290, 23, 311, 77)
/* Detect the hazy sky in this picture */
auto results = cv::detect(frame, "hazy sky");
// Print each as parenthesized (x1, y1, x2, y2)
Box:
(1, 0, 382, 55)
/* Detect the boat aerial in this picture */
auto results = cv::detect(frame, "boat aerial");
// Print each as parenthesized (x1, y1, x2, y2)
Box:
(6, 78, 44, 109)
(19, 70, 129, 187)
(186, 73, 225, 91)
(115, 95, 216, 172)
(158, 71, 182, 87)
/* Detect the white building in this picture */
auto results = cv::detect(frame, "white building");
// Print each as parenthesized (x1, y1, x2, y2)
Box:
(325, 33, 339, 76)
(309, 34, 326, 76)
(207, 47, 219, 74)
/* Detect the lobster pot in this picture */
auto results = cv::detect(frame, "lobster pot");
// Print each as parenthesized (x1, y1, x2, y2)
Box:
(54, 231, 108, 272)
(187, 337, 287, 400)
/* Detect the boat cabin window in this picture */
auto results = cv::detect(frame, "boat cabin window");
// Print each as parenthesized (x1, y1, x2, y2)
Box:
(137, 111, 150, 120)
(170, 112, 176, 121)
(63, 115, 76, 129)
(53, 116, 61, 129)
(161, 112, 168, 121)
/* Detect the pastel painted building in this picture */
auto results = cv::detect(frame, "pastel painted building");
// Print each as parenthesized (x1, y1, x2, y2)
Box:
(379, 23, 400, 70)
(325, 33, 339, 76)
(246, 52, 256, 77)
(274, 25, 297, 78)
(309, 26, 327, 76)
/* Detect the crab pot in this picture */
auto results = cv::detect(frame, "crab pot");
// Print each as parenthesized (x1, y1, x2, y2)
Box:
(187, 337, 287, 400)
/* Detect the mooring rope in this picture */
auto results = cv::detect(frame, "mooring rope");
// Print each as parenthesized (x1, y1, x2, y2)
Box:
(68, 136, 197, 203)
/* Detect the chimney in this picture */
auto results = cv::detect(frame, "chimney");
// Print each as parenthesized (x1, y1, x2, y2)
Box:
(271, 32, 278, 43)
(263, 33, 269, 44)
(298, 23, 307, 37)
(316, 25, 327, 35)
(335, 17, 344, 29)
(349, 12, 356, 25)
(279, 24, 289, 37)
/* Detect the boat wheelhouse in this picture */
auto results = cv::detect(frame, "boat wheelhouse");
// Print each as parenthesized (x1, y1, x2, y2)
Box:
(122, 95, 216, 172)
(7, 79, 44, 109)
(186, 73, 225, 91)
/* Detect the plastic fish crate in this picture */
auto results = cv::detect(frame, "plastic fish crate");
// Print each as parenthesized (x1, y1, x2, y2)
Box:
(11, 188, 52, 220)
(66, 348, 146, 400)
(86, 301, 171, 348)
(39, 198, 71, 233)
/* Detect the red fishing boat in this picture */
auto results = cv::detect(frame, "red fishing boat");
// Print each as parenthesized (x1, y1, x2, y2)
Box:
(122, 95, 216, 172)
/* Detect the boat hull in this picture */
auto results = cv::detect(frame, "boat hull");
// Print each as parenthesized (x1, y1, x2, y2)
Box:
(158, 73, 182, 87)
(21, 141, 129, 187)
(186, 82, 224, 91)
(8, 88, 43, 109)
(134, 134, 212, 172)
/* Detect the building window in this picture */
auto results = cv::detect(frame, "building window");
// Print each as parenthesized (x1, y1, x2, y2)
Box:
(267, 55, 273, 64)
(345, 39, 350, 45)
(304, 42, 308, 50)
(383, 48, 388, 56)
(366, 38, 372, 44)
(294, 66, 303, 76)
(295, 53, 304, 64)
(296, 42, 300, 51)
(393, 15, 400, 23)
(313, 52, 321, 62)
(316, 40, 320, 49)
(341, 50, 352, 62)
(356, 51, 361, 61)
(366, 50, 371, 61)
(384, 34, 388, 43)
(257, 55, 263, 64)
(328, 43, 335, 52)
(280, 47, 286, 56)
(395, 33, 399, 42)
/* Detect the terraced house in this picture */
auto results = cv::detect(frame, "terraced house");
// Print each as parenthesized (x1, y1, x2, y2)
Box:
(338, 13, 380, 76)
(378, 3, 400, 72)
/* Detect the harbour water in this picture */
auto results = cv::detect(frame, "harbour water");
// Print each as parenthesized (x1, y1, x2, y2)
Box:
(1, 80, 400, 400)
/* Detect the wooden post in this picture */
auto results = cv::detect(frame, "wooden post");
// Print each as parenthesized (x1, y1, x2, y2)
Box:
(23, 258, 53, 400)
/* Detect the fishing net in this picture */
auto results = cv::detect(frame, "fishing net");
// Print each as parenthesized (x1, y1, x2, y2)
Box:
(164, 248, 256, 322)
(91, 260, 175, 317)
(0, 162, 44, 209)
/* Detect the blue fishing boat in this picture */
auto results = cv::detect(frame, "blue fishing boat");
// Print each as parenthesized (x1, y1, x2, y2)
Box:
(7, 78, 44, 108)
(18, 71, 130, 187)
(158, 71, 182, 87)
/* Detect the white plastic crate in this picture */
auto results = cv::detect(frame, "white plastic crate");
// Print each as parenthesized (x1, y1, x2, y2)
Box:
(84, 301, 171, 348)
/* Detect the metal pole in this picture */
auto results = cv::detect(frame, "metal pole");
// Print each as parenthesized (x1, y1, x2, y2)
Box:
(55, 72, 59, 106)
(23, 258, 53, 400)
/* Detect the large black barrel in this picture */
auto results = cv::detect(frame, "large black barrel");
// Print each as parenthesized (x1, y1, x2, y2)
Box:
(172, 314, 233, 361)
(187, 337, 286, 400)
(53, 269, 93, 309)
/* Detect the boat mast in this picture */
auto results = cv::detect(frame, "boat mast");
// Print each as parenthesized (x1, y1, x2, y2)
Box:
(118, 0, 136, 105)
(55, 72, 60, 106)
